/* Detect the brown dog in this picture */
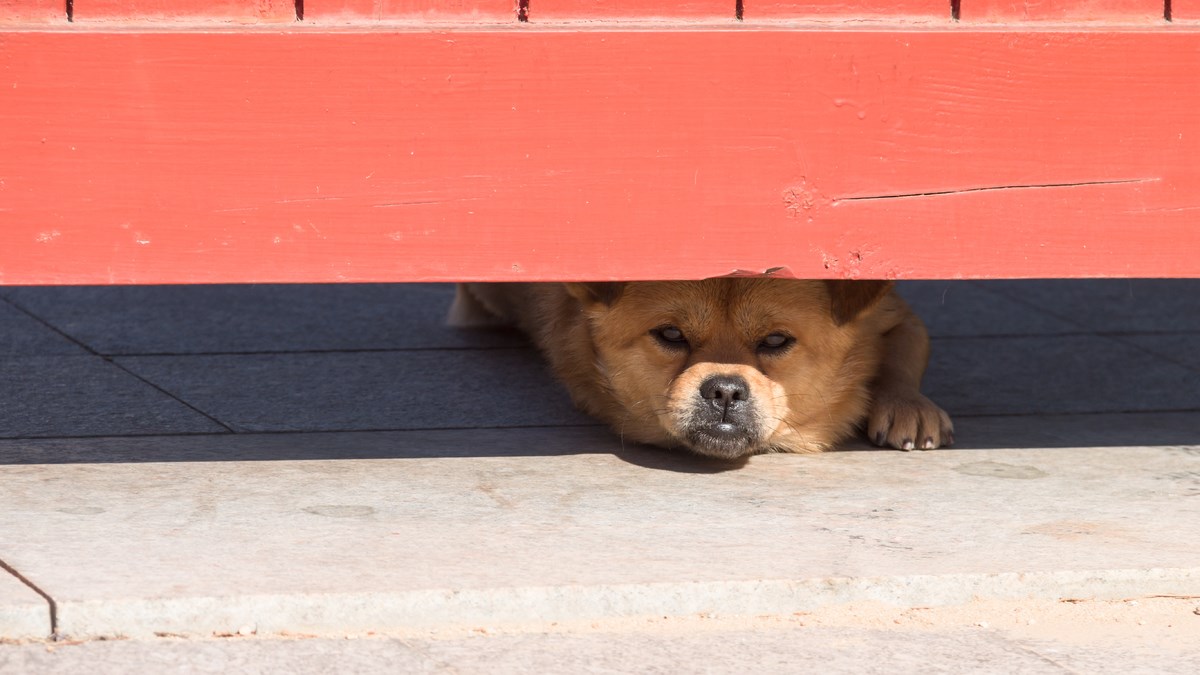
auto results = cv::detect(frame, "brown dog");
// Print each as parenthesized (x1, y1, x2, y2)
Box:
(450, 279, 952, 459)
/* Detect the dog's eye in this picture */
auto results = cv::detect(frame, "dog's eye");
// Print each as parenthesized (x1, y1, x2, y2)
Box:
(651, 326, 689, 348)
(758, 333, 794, 353)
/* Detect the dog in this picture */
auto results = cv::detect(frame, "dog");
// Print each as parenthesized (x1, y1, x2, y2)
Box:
(450, 279, 952, 459)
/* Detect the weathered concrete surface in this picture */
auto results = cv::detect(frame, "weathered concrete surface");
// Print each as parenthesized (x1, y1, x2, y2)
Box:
(1, 426, 1197, 639)
(3, 618, 1199, 675)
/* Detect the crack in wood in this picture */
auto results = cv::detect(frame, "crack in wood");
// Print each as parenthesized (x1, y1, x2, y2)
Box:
(372, 197, 485, 208)
(835, 178, 1157, 204)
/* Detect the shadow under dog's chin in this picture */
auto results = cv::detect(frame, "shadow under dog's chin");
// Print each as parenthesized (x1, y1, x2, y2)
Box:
(612, 440, 751, 473)
(681, 429, 762, 460)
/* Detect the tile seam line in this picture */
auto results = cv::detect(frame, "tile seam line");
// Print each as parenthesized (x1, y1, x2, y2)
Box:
(2, 410, 1200, 436)
(109, 345, 536, 357)
(0, 422, 606, 443)
(951, 408, 1200, 418)
(963, 280, 1096, 333)
(929, 329, 1200, 341)
(76, 364, 237, 433)
(0, 296, 237, 433)
(1096, 333, 1200, 377)
(0, 557, 56, 638)
(0, 296, 102, 356)
(959, 281, 1200, 375)
(10, 335, 1199, 355)
(77, 333, 1200, 356)
(949, 406, 1200, 419)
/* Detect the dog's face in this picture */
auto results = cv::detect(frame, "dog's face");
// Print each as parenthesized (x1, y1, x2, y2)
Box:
(572, 279, 889, 459)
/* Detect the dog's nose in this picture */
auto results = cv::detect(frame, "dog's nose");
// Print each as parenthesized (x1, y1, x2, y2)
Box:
(699, 375, 750, 404)
(689, 374, 757, 456)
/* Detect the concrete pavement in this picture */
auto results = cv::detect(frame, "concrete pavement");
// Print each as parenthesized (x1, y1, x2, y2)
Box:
(4, 616, 1199, 674)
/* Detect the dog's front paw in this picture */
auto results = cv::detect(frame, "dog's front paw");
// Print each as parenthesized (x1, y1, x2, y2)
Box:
(867, 389, 954, 451)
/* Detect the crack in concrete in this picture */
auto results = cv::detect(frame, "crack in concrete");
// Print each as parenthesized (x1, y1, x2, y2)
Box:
(1004, 637, 1085, 674)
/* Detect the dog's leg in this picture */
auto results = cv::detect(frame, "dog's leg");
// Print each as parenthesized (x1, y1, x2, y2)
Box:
(866, 308, 954, 450)
(447, 283, 507, 327)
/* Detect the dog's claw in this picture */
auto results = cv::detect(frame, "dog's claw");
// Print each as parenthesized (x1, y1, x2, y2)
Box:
(868, 388, 951, 454)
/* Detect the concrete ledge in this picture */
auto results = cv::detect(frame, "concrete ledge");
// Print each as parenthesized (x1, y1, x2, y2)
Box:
(2, 428, 1198, 639)
(54, 568, 1200, 639)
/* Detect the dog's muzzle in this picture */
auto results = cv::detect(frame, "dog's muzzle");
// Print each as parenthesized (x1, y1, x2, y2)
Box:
(682, 374, 761, 458)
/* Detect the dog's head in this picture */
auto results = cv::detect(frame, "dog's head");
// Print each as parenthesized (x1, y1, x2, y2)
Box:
(567, 278, 892, 458)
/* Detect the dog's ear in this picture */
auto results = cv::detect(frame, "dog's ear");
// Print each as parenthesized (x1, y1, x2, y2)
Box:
(825, 280, 894, 326)
(564, 282, 626, 307)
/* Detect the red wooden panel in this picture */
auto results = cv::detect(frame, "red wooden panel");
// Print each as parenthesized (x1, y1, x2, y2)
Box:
(746, 1, 947, 19)
(303, 1, 516, 20)
(1175, 1, 1196, 19)
(533, 0, 732, 19)
(72, 1, 296, 21)
(0, 0, 66, 23)
(960, 1, 1165, 21)
(2, 29, 1199, 284)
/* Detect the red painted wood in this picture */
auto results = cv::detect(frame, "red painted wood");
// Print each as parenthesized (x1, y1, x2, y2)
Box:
(746, 1, 947, 19)
(2, 29, 1199, 284)
(959, 1, 1165, 21)
(1175, 1, 1195, 19)
(533, 1, 733, 19)
(0, 0, 66, 23)
(72, 1, 296, 21)
(303, 1, 516, 20)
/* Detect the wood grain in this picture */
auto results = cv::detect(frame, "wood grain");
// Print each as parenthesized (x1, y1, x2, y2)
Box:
(71, 1, 297, 21)
(0, 0, 66, 22)
(959, 1, 1165, 22)
(746, 1, 948, 19)
(303, 1, 516, 20)
(531, 0, 733, 19)
(2, 28, 1198, 284)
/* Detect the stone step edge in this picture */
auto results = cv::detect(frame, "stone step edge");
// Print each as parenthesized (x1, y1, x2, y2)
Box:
(47, 567, 1200, 640)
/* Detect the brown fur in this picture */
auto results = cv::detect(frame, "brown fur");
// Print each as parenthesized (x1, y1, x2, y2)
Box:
(451, 279, 952, 458)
